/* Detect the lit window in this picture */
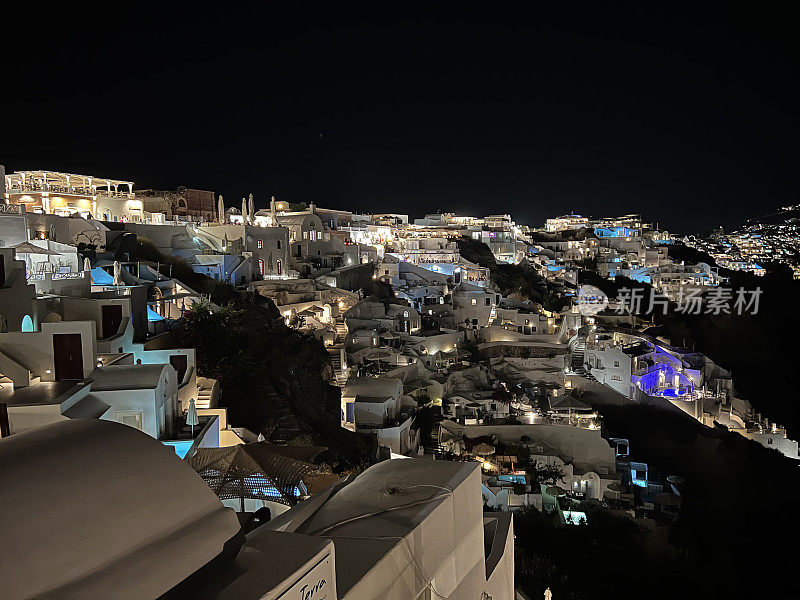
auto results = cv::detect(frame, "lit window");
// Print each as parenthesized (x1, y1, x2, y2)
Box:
(257, 239, 263, 249)
(471, 298, 477, 306)
(258, 259, 265, 275)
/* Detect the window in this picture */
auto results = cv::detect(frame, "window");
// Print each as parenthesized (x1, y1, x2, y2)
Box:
(276, 259, 282, 276)
(485, 297, 491, 306)
(614, 360, 620, 367)
(117, 411, 143, 431)
(277, 240, 281, 249)
(258, 259, 265, 275)
(471, 298, 477, 306)
(257, 239, 263, 249)
(346, 402, 355, 423)
(611, 375, 622, 381)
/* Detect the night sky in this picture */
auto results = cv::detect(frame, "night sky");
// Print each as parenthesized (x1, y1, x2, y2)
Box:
(2, 5, 798, 233)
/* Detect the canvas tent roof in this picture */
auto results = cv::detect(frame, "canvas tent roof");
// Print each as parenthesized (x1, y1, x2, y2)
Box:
(272, 459, 484, 598)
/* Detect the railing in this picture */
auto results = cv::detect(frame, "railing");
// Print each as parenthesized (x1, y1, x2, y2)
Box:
(26, 271, 86, 281)
(7, 185, 134, 199)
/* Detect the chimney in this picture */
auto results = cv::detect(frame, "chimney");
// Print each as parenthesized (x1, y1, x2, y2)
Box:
(309, 201, 317, 214)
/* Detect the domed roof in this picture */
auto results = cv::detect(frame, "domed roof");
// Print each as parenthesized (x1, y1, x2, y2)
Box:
(0, 419, 242, 599)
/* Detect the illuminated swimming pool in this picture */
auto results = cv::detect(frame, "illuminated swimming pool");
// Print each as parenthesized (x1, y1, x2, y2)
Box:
(162, 440, 193, 459)
(658, 388, 687, 398)
(499, 474, 526, 484)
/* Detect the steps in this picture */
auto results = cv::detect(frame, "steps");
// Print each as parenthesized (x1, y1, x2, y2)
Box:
(327, 346, 349, 387)
(334, 320, 348, 342)
(569, 336, 595, 379)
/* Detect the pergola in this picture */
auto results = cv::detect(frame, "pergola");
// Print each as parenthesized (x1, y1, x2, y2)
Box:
(5, 170, 134, 197)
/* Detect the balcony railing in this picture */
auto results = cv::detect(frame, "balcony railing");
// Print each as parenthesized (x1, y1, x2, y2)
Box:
(8, 184, 134, 199)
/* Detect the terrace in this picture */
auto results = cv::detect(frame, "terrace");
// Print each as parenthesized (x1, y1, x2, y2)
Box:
(5, 170, 134, 199)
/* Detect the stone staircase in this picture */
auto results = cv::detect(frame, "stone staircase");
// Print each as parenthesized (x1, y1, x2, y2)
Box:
(334, 320, 348, 342)
(327, 345, 349, 387)
(195, 377, 219, 409)
(569, 335, 594, 380)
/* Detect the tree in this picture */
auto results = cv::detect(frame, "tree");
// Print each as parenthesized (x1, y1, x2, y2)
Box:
(527, 460, 566, 487)
(178, 298, 376, 469)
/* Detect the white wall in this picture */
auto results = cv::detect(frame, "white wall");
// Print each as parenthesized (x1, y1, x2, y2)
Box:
(0, 321, 97, 383)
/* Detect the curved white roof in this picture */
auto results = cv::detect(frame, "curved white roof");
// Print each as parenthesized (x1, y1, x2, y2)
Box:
(89, 363, 172, 390)
(0, 420, 241, 599)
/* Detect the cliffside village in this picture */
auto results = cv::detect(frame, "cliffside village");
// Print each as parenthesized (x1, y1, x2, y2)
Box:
(1, 166, 796, 599)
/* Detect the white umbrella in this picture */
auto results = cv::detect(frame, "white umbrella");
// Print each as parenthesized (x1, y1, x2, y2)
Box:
(218, 195, 225, 224)
(248, 193, 254, 224)
(187, 398, 199, 436)
(241, 198, 248, 224)
(112, 261, 122, 285)
(83, 257, 92, 272)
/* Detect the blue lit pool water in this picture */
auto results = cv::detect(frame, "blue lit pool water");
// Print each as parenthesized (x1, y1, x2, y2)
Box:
(162, 440, 193, 459)
(499, 474, 526, 484)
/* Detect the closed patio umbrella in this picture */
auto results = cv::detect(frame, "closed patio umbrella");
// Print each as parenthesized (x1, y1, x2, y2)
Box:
(186, 398, 199, 437)
(112, 261, 122, 285)
(218, 195, 225, 224)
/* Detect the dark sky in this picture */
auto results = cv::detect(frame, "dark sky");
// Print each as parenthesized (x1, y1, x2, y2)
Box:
(2, 5, 798, 233)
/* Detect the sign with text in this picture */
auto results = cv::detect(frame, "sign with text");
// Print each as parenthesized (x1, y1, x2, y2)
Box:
(275, 553, 334, 600)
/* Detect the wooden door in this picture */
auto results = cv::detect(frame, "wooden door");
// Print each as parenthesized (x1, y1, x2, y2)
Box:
(101, 304, 123, 338)
(170, 354, 188, 384)
(53, 333, 83, 380)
